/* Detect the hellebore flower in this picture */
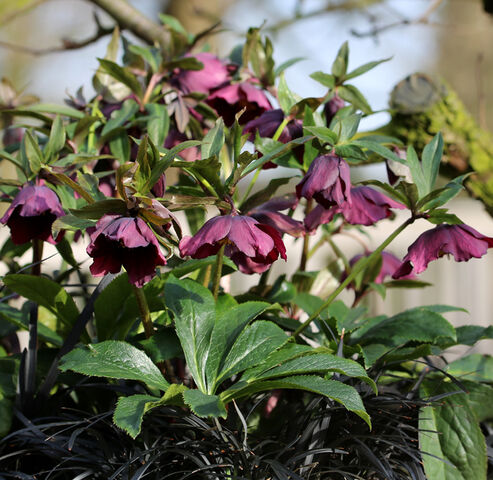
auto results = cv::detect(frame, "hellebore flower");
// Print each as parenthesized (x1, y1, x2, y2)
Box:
(206, 82, 272, 126)
(249, 196, 305, 238)
(179, 214, 286, 274)
(243, 109, 304, 167)
(340, 186, 406, 226)
(87, 215, 166, 287)
(324, 94, 345, 126)
(349, 251, 415, 285)
(1, 184, 65, 244)
(296, 154, 352, 208)
(172, 53, 229, 95)
(393, 223, 493, 279)
(304, 204, 337, 233)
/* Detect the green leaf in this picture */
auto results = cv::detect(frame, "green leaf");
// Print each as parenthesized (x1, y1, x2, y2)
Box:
(427, 209, 463, 225)
(215, 321, 288, 385)
(101, 99, 139, 137)
(12, 103, 85, 119)
(128, 45, 162, 73)
(146, 103, 169, 146)
(417, 180, 465, 212)
(275, 57, 305, 76)
(352, 139, 402, 163)
(406, 145, 428, 198)
(183, 389, 227, 418)
(113, 394, 160, 438)
(165, 276, 216, 392)
(23, 130, 43, 174)
(337, 85, 372, 114)
(60, 340, 169, 391)
(303, 126, 337, 145)
(447, 354, 493, 382)
(278, 73, 299, 114)
(463, 381, 493, 422)
(3, 274, 79, 328)
(419, 381, 487, 480)
(421, 132, 443, 195)
(334, 144, 367, 162)
(309, 71, 335, 89)
(200, 118, 224, 159)
(70, 199, 127, 219)
(206, 302, 270, 393)
(343, 57, 391, 81)
(97, 58, 143, 98)
(331, 42, 349, 78)
(159, 13, 190, 38)
(139, 328, 182, 363)
(44, 115, 66, 160)
(333, 114, 361, 142)
(455, 325, 493, 346)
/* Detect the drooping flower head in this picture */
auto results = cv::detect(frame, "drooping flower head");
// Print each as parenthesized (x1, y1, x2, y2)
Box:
(323, 94, 345, 126)
(249, 196, 305, 238)
(172, 53, 229, 95)
(393, 223, 493, 279)
(179, 214, 286, 274)
(206, 82, 272, 126)
(87, 214, 166, 287)
(349, 251, 416, 285)
(340, 186, 406, 226)
(296, 154, 352, 208)
(1, 184, 65, 244)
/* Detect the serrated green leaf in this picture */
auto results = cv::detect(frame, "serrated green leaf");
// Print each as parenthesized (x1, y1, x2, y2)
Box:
(309, 71, 335, 89)
(337, 85, 372, 114)
(427, 209, 463, 225)
(419, 381, 487, 480)
(462, 381, 493, 422)
(3, 274, 79, 328)
(278, 73, 298, 114)
(201, 117, 224, 159)
(206, 302, 270, 393)
(183, 389, 226, 418)
(455, 325, 493, 346)
(447, 354, 493, 382)
(113, 394, 160, 438)
(70, 198, 127, 219)
(44, 115, 66, 160)
(303, 126, 337, 145)
(334, 144, 367, 162)
(60, 340, 169, 391)
(333, 114, 361, 142)
(215, 321, 288, 385)
(165, 276, 215, 392)
(331, 42, 349, 78)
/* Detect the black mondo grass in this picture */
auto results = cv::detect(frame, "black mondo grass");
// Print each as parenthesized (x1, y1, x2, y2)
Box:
(0, 390, 428, 480)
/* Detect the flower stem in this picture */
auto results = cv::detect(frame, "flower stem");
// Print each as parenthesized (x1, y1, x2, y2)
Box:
(299, 199, 313, 271)
(31, 238, 43, 276)
(293, 216, 414, 338)
(132, 285, 154, 339)
(212, 244, 225, 300)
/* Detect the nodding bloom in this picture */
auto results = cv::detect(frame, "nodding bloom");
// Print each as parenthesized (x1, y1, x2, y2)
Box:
(179, 214, 286, 274)
(1, 184, 65, 245)
(348, 251, 416, 285)
(249, 196, 305, 238)
(206, 82, 272, 126)
(393, 223, 493, 279)
(87, 215, 166, 287)
(296, 154, 352, 209)
(340, 186, 406, 226)
(323, 94, 345, 126)
(172, 53, 229, 95)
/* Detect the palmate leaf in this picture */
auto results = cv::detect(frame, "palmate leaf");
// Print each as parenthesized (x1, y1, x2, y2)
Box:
(59, 340, 169, 391)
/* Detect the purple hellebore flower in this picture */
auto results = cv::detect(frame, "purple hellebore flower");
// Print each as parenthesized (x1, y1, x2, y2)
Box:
(393, 223, 493, 279)
(87, 214, 167, 287)
(172, 53, 229, 95)
(296, 154, 352, 209)
(349, 251, 415, 285)
(323, 94, 345, 126)
(249, 196, 305, 238)
(340, 186, 406, 226)
(1, 184, 65, 245)
(304, 204, 337, 233)
(179, 214, 287, 274)
(206, 82, 272, 126)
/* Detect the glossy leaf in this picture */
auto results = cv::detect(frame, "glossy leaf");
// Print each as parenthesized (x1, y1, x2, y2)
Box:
(44, 115, 66, 160)
(201, 117, 224, 159)
(278, 73, 299, 114)
(331, 42, 349, 78)
(59, 340, 169, 391)
(183, 389, 227, 418)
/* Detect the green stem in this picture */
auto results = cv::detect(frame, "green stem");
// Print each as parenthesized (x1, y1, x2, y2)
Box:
(293, 216, 414, 338)
(327, 236, 350, 271)
(31, 238, 43, 276)
(299, 199, 313, 272)
(273, 116, 290, 142)
(132, 285, 154, 339)
(212, 244, 225, 300)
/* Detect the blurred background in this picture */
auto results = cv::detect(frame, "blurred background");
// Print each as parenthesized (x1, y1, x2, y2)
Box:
(0, 0, 492, 351)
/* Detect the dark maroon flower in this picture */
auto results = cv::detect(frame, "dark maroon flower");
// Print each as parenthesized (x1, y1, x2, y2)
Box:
(179, 214, 286, 274)
(172, 53, 229, 95)
(249, 196, 305, 238)
(393, 224, 493, 279)
(87, 215, 166, 287)
(206, 82, 272, 126)
(1, 184, 65, 244)
(324, 95, 345, 125)
(349, 251, 415, 284)
(304, 204, 337, 233)
(296, 154, 352, 208)
(340, 186, 406, 226)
